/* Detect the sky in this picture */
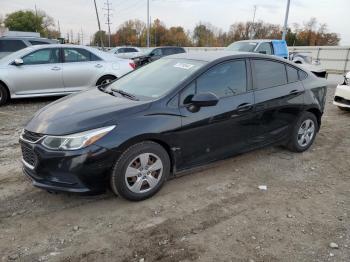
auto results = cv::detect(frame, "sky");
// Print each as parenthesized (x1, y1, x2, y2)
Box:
(0, 0, 349, 45)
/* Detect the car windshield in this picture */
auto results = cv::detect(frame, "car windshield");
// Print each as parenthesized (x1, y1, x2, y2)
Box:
(226, 42, 258, 52)
(108, 58, 206, 99)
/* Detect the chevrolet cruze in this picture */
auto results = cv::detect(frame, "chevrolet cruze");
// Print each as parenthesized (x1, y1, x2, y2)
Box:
(20, 52, 327, 201)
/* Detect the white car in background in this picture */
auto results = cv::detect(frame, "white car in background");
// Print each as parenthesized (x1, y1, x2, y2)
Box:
(333, 72, 350, 111)
(108, 46, 143, 59)
(0, 44, 135, 105)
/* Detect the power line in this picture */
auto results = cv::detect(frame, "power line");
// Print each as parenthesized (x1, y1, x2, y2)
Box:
(103, 0, 112, 47)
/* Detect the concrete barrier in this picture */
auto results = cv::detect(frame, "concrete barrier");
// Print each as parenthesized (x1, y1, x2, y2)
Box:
(185, 46, 350, 75)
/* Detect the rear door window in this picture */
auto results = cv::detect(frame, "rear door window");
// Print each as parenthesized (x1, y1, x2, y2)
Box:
(256, 42, 273, 55)
(0, 40, 26, 52)
(252, 59, 287, 89)
(176, 48, 185, 54)
(29, 40, 50, 46)
(125, 48, 138, 52)
(162, 48, 174, 56)
(63, 48, 101, 62)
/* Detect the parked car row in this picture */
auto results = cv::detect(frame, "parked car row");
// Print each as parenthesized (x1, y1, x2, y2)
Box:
(333, 71, 350, 111)
(0, 44, 135, 105)
(19, 51, 327, 201)
(0, 35, 58, 59)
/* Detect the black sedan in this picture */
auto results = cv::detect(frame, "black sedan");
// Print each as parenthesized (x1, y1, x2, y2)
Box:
(20, 52, 327, 201)
(133, 46, 186, 67)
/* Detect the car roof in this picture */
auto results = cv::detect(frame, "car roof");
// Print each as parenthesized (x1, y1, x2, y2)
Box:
(168, 51, 289, 62)
(234, 39, 273, 43)
(0, 36, 57, 42)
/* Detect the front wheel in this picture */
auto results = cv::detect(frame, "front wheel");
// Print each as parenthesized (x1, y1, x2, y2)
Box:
(287, 112, 318, 152)
(110, 141, 170, 201)
(0, 84, 9, 106)
(96, 75, 116, 86)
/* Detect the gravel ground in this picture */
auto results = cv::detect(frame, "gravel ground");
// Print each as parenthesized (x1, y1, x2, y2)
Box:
(0, 79, 349, 262)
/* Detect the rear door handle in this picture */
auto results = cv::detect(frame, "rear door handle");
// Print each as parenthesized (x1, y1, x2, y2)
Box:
(51, 66, 61, 71)
(289, 89, 300, 95)
(95, 64, 103, 68)
(237, 103, 253, 112)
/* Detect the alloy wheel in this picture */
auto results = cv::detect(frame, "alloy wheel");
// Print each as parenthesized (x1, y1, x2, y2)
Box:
(125, 153, 163, 194)
(297, 119, 315, 147)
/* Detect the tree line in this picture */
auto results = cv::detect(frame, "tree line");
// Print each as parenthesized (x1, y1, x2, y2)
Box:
(0, 9, 340, 47)
(93, 17, 340, 47)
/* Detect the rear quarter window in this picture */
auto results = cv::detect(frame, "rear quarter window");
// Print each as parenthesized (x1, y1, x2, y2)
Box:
(286, 65, 299, 83)
(0, 40, 27, 52)
(298, 70, 308, 80)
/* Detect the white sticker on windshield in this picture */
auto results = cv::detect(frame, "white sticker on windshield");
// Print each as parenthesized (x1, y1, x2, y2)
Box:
(174, 63, 195, 70)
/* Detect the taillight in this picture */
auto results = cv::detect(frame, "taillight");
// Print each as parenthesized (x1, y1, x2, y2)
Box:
(129, 62, 136, 69)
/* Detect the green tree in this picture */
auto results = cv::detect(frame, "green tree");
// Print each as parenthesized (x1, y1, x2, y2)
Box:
(92, 30, 108, 47)
(5, 10, 42, 32)
(4, 10, 56, 38)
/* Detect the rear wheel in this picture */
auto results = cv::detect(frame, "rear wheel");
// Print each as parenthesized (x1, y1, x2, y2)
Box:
(338, 106, 350, 111)
(96, 75, 116, 86)
(0, 83, 9, 106)
(287, 112, 318, 152)
(110, 141, 170, 201)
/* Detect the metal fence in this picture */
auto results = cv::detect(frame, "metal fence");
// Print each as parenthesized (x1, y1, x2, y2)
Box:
(185, 46, 350, 74)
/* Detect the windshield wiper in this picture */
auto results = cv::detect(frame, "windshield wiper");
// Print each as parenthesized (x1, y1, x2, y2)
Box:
(112, 89, 139, 101)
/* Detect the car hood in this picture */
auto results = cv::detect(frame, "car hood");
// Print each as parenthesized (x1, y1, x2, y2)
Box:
(25, 88, 151, 135)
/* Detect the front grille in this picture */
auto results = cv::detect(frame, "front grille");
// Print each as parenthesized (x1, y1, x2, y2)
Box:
(22, 130, 44, 143)
(334, 96, 350, 105)
(21, 142, 37, 168)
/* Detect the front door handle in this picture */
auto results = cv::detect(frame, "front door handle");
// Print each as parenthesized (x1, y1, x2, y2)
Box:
(237, 103, 253, 112)
(95, 64, 103, 68)
(51, 66, 61, 71)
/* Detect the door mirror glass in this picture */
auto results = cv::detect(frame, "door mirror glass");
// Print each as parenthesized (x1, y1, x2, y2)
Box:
(191, 92, 219, 107)
(14, 58, 24, 66)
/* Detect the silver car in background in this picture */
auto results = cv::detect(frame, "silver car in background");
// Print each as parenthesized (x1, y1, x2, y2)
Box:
(108, 46, 143, 59)
(0, 44, 135, 105)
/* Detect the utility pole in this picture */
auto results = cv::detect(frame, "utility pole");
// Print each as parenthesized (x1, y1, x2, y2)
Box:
(34, 4, 38, 33)
(282, 0, 291, 41)
(147, 0, 150, 48)
(81, 27, 84, 45)
(93, 0, 104, 48)
(104, 0, 112, 48)
(250, 5, 257, 39)
(57, 20, 61, 38)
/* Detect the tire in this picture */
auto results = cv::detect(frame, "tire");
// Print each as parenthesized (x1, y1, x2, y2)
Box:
(0, 83, 9, 106)
(110, 141, 170, 201)
(338, 106, 350, 112)
(96, 75, 116, 86)
(287, 112, 318, 152)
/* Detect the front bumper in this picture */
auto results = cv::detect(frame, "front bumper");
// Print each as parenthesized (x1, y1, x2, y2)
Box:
(20, 139, 118, 194)
(333, 84, 350, 108)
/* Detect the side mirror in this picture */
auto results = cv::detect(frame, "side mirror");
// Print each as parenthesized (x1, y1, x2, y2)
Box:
(191, 92, 219, 107)
(258, 51, 267, 54)
(14, 58, 24, 66)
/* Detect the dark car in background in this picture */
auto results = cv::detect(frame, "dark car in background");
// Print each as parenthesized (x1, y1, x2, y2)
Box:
(20, 52, 327, 201)
(133, 46, 186, 66)
(0, 36, 58, 59)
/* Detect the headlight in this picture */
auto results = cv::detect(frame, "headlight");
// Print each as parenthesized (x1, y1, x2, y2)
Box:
(42, 126, 115, 150)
